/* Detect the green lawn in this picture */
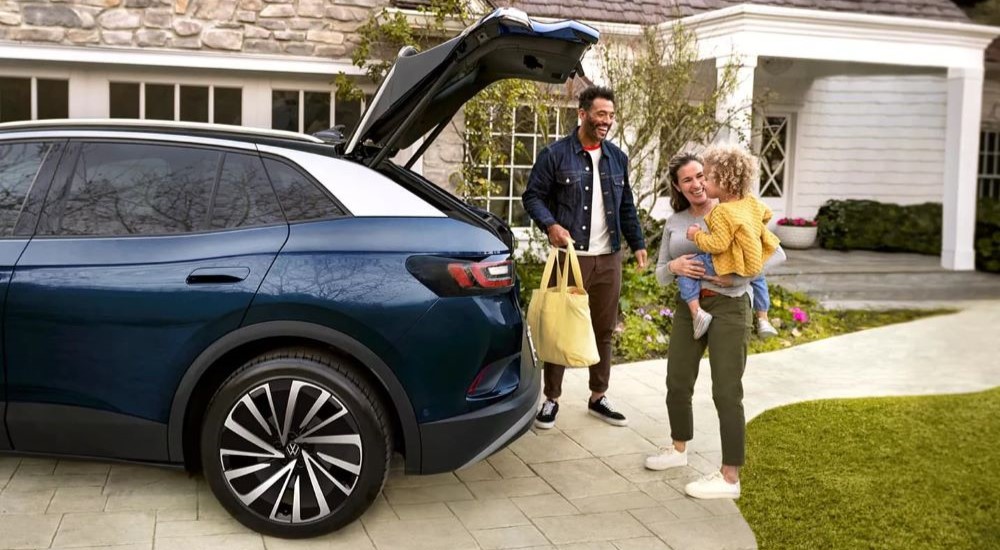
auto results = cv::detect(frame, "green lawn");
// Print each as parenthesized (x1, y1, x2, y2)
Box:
(738, 387, 1000, 549)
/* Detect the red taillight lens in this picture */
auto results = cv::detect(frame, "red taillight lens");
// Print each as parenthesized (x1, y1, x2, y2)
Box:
(449, 260, 513, 289)
(407, 256, 515, 296)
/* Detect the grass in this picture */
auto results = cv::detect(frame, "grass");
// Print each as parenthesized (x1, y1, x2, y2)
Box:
(738, 387, 1000, 549)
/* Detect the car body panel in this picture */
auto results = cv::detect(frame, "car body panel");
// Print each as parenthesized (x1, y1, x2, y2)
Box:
(4, 224, 287, 460)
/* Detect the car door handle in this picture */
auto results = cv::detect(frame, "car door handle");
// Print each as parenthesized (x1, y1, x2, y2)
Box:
(186, 267, 251, 284)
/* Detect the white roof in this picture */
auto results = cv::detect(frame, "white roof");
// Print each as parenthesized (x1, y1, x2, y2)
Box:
(0, 119, 325, 144)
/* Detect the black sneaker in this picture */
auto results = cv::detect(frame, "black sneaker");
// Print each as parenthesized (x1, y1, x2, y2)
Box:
(588, 396, 628, 426)
(534, 399, 558, 429)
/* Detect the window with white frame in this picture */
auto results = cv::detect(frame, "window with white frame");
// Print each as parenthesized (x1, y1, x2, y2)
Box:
(271, 89, 366, 136)
(978, 129, 1000, 200)
(468, 105, 578, 228)
(758, 115, 790, 198)
(109, 82, 242, 125)
(0, 77, 68, 122)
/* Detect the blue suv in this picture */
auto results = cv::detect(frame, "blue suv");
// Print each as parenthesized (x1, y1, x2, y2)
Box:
(0, 9, 598, 538)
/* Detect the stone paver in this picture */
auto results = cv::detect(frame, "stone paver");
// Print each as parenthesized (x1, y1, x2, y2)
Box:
(1, 298, 998, 549)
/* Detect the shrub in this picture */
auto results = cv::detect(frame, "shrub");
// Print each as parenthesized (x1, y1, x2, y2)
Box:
(815, 198, 1000, 272)
(976, 199, 1000, 273)
(815, 200, 942, 254)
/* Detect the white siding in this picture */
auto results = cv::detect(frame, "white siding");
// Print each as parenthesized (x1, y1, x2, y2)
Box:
(770, 63, 947, 218)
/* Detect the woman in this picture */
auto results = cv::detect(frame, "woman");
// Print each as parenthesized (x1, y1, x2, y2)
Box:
(643, 152, 784, 500)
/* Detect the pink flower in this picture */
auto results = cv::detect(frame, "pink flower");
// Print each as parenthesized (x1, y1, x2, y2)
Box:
(643, 314, 653, 321)
(659, 308, 673, 317)
(790, 307, 808, 324)
(645, 336, 653, 342)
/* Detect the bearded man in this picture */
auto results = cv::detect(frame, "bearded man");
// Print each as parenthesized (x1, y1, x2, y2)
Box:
(521, 85, 647, 429)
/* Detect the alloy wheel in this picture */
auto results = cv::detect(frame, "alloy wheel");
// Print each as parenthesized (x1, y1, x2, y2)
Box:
(218, 379, 363, 525)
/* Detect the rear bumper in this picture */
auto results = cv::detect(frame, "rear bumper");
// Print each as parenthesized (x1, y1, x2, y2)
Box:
(415, 330, 540, 474)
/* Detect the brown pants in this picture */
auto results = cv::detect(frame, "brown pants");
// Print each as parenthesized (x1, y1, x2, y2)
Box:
(542, 251, 623, 400)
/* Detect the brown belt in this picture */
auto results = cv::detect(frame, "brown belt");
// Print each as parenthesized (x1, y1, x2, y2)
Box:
(700, 288, 720, 298)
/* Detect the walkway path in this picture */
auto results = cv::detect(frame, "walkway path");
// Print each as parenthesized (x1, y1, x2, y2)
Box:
(1, 301, 998, 549)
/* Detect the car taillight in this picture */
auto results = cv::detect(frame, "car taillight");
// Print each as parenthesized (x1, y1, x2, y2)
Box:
(406, 256, 514, 297)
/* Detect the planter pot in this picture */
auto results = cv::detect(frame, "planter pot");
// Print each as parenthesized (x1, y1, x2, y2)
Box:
(775, 224, 818, 249)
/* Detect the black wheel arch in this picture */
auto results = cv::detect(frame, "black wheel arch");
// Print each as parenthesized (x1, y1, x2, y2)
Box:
(168, 320, 420, 473)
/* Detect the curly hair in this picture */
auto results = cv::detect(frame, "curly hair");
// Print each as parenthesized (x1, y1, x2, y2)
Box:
(701, 144, 759, 199)
(667, 152, 703, 213)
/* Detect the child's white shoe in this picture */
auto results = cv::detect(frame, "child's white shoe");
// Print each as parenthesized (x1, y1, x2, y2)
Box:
(693, 309, 713, 339)
(757, 319, 778, 339)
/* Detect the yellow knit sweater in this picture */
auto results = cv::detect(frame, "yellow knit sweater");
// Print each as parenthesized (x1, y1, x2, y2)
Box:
(693, 197, 781, 277)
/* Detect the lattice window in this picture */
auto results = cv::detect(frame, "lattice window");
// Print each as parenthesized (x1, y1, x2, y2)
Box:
(978, 130, 1000, 200)
(468, 106, 577, 227)
(759, 115, 789, 198)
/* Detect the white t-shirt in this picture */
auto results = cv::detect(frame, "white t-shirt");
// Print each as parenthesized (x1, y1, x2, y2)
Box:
(579, 146, 612, 256)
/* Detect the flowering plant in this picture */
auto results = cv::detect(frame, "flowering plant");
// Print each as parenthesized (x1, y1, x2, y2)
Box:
(776, 217, 818, 227)
(789, 307, 809, 324)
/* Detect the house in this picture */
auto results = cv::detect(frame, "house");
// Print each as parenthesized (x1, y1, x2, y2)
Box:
(0, 0, 996, 270)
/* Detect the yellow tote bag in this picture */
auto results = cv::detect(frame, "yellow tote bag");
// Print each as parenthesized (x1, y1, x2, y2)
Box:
(526, 243, 600, 368)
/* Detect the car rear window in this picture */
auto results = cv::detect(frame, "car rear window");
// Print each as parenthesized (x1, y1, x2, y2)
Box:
(262, 157, 346, 222)
(210, 153, 285, 230)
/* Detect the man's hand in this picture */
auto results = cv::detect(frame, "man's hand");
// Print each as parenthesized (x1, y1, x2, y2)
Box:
(547, 224, 571, 247)
(634, 249, 648, 271)
(685, 224, 701, 241)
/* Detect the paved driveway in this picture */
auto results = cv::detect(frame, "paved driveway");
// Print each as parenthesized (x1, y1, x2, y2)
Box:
(2, 300, 999, 550)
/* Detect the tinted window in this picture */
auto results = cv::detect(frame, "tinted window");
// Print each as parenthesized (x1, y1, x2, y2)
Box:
(47, 142, 219, 236)
(263, 158, 346, 222)
(210, 153, 284, 229)
(0, 142, 51, 236)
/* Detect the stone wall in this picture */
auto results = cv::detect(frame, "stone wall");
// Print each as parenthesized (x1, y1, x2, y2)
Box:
(0, 0, 387, 57)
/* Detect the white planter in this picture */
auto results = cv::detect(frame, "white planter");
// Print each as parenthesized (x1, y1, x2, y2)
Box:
(774, 224, 818, 249)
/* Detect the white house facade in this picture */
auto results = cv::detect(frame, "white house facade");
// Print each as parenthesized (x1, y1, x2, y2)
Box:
(1, 0, 997, 269)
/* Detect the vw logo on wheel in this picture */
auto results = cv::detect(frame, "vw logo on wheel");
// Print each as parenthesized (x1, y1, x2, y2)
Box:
(285, 441, 300, 457)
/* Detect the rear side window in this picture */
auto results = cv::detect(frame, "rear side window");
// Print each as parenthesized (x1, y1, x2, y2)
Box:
(0, 142, 51, 236)
(210, 153, 285, 230)
(263, 158, 346, 222)
(43, 142, 218, 236)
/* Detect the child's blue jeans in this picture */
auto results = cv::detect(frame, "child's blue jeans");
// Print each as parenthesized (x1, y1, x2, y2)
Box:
(678, 253, 771, 312)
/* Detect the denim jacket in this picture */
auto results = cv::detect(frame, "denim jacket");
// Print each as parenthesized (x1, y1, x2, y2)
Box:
(522, 129, 645, 253)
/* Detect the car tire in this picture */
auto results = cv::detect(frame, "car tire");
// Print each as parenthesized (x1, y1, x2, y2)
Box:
(200, 347, 391, 538)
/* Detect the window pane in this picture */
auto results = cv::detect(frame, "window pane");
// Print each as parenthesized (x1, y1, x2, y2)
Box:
(0, 78, 31, 123)
(180, 85, 209, 123)
(560, 107, 578, 135)
(490, 166, 511, 198)
(145, 84, 174, 121)
(334, 96, 362, 135)
(489, 198, 510, 223)
(109, 83, 140, 119)
(51, 142, 219, 236)
(513, 135, 534, 166)
(214, 87, 242, 125)
(512, 168, 530, 198)
(514, 106, 534, 134)
(262, 158, 345, 222)
(303, 91, 331, 135)
(511, 199, 531, 228)
(0, 142, 51, 235)
(37, 79, 68, 120)
(211, 153, 284, 229)
(272, 90, 298, 132)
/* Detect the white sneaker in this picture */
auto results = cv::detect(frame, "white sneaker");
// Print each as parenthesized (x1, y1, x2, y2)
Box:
(684, 471, 740, 499)
(693, 309, 713, 339)
(757, 318, 778, 339)
(644, 445, 688, 471)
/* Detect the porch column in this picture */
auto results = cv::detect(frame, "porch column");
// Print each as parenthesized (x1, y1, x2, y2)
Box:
(942, 66, 983, 271)
(716, 54, 757, 148)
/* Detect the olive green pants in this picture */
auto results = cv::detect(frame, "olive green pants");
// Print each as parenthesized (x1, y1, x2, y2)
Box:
(666, 292, 752, 466)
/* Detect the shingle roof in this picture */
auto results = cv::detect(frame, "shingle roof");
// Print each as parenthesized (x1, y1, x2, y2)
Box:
(394, 0, 969, 25)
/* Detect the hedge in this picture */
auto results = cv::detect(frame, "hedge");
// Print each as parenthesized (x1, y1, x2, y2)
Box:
(815, 199, 1000, 273)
